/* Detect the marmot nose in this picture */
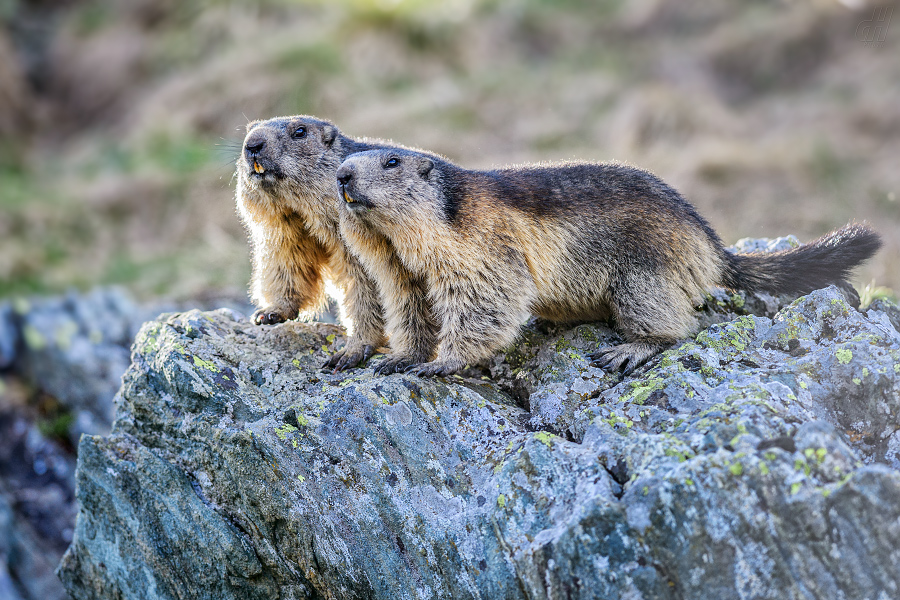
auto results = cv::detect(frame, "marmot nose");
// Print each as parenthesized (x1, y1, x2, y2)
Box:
(244, 132, 266, 156)
(336, 166, 354, 186)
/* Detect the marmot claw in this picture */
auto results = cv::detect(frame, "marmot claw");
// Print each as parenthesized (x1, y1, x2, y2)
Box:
(324, 344, 376, 372)
(404, 361, 462, 378)
(253, 309, 288, 325)
(374, 355, 414, 375)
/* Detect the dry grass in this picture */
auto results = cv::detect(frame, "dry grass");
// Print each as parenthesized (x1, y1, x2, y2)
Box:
(1, 0, 897, 301)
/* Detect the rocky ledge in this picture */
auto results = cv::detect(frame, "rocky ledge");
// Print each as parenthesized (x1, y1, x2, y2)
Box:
(57, 285, 900, 599)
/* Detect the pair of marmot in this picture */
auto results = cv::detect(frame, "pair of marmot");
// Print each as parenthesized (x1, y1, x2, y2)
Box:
(235, 116, 436, 373)
(237, 115, 881, 376)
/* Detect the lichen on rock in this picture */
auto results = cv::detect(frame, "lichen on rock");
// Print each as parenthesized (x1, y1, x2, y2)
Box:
(58, 286, 900, 599)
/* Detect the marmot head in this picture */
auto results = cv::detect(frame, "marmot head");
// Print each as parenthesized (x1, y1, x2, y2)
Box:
(237, 115, 343, 212)
(336, 148, 454, 232)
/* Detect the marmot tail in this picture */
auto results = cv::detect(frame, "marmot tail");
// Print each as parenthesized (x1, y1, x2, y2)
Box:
(721, 223, 882, 305)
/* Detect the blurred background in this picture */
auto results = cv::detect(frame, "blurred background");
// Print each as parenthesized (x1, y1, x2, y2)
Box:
(0, 0, 898, 598)
(0, 0, 897, 301)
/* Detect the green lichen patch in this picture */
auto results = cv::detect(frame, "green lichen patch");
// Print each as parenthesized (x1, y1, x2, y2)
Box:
(621, 376, 665, 405)
(22, 325, 47, 351)
(572, 325, 599, 343)
(794, 457, 811, 477)
(192, 355, 219, 372)
(603, 413, 634, 431)
(694, 316, 757, 364)
(663, 446, 694, 463)
(534, 431, 555, 448)
(553, 337, 573, 353)
(275, 423, 298, 440)
(834, 348, 853, 365)
(137, 322, 164, 354)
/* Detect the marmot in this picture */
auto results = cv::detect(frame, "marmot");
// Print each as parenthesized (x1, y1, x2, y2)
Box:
(335, 148, 881, 377)
(236, 115, 436, 371)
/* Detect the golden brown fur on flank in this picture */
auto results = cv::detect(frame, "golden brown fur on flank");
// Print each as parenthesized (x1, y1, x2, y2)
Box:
(335, 148, 881, 376)
(236, 115, 407, 370)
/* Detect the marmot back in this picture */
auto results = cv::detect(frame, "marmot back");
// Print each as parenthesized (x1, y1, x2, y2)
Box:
(335, 147, 881, 376)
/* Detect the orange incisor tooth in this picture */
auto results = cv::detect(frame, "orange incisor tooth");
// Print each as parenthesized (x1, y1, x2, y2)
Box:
(344, 190, 354, 203)
(254, 162, 265, 174)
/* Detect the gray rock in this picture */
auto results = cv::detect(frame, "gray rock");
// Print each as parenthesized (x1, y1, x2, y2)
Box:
(2, 287, 253, 441)
(8, 288, 164, 438)
(58, 286, 900, 599)
(0, 494, 24, 600)
(0, 406, 78, 600)
(0, 287, 252, 600)
(0, 302, 17, 370)
(0, 484, 68, 600)
(728, 235, 800, 254)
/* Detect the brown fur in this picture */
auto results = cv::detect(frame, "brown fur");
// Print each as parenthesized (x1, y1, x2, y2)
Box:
(335, 218, 440, 374)
(236, 115, 398, 370)
(335, 148, 881, 376)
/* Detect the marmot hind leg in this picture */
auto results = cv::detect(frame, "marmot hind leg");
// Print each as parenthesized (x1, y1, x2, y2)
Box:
(589, 274, 691, 374)
(590, 341, 670, 375)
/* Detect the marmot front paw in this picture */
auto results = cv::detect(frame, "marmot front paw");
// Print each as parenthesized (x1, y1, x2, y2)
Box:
(404, 360, 464, 378)
(323, 343, 376, 372)
(252, 308, 292, 325)
(373, 354, 416, 375)
(589, 342, 664, 375)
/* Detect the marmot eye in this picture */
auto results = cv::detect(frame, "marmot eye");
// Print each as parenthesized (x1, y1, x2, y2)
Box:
(385, 157, 400, 168)
(292, 126, 307, 139)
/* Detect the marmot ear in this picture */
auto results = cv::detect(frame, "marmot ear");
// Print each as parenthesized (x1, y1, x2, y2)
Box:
(418, 157, 434, 178)
(322, 125, 338, 146)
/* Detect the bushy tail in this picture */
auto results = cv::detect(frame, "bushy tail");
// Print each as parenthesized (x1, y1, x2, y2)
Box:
(721, 223, 882, 305)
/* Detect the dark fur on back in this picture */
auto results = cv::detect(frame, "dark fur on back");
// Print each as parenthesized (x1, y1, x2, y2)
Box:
(459, 162, 722, 237)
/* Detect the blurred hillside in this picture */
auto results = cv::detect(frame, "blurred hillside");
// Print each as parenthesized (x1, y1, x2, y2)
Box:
(0, 0, 897, 301)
